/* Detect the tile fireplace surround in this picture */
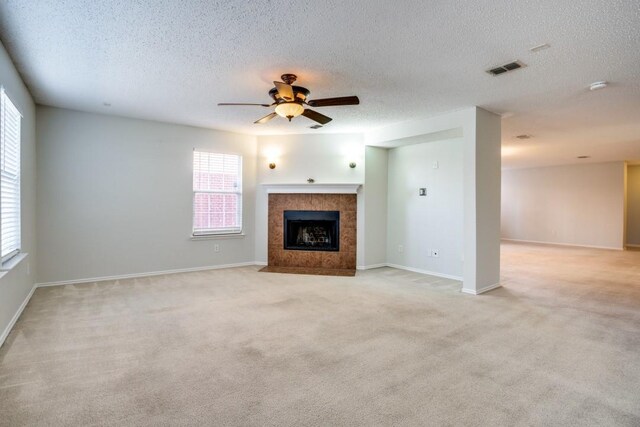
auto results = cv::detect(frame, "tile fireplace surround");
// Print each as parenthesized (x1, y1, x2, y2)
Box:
(266, 193, 357, 273)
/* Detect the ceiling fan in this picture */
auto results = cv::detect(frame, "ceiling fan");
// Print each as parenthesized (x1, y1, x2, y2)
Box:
(218, 73, 359, 126)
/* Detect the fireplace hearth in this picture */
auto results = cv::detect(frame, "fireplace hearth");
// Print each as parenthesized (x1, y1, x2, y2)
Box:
(283, 210, 339, 251)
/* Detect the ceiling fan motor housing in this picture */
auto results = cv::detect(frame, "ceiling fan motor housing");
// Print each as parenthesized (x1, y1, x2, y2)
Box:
(269, 86, 310, 103)
(280, 73, 297, 85)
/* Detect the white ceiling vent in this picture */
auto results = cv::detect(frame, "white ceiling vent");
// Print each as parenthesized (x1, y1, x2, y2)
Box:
(486, 60, 527, 76)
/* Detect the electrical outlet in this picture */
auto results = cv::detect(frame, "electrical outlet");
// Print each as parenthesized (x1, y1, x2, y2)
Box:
(214, 244, 220, 253)
(432, 249, 440, 257)
(433, 161, 439, 169)
(398, 244, 404, 253)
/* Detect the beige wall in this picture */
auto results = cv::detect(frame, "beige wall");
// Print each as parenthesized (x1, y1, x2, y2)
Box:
(36, 107, 258, 284)
(0, 41, 37, 344)
(386, 138, 464, 279)
(627, 165, 640, 246)
(502, 162, 625, 249)
(367, 107, 501, 293)
(254, 133, 365, 265)
(363, 146, 388, 267)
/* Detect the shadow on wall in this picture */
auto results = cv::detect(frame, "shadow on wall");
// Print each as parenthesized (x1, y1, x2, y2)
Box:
(627, 164, 640, 247)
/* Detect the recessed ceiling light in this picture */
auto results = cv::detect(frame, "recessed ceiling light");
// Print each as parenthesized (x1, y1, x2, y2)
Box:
(515, 134, 532, 140)
(529, 43, 550, 53)
(589, 81, 608, 91)
(577, 155, 591, 159)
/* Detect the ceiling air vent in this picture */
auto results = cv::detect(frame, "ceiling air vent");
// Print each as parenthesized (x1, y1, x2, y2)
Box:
(486, 60, 526, 76)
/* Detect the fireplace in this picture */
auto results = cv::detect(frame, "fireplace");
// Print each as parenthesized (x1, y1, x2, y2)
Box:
(283, 210, 339, 251)
(264, 193, 357, 272)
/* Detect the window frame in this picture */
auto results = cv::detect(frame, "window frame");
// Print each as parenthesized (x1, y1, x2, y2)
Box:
(0, 87, 21, 265)
(192, 150, 243, 237)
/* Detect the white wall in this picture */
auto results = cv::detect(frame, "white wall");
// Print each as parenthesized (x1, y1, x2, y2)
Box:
(257, 133, 365, 185)
(363, 146, 388, 267)
(36, 107, 257, 284)
(386, 138, 464, 279)
(502, 162, 625, 249)
(467, 108, 502, 292)
(254, 133, 365, 264)
(34, 105, 500, 293)
(627, 165, 640, 246)
(0, 41, 37, 344)
(367, 107, 502, 292)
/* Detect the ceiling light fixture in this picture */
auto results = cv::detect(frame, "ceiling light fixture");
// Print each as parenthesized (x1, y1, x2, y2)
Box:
(219, 74, 359, 125)
(274, 102, 305, 121)
(589, 81, 608, 91)
(529, 43, 550, 53)
(577, 155, 591, 159)
(516, 134, 532, 140)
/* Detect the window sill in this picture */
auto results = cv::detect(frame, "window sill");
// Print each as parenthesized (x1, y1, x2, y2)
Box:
(1, 252, 28, 272)
(190, 233, 246, 241)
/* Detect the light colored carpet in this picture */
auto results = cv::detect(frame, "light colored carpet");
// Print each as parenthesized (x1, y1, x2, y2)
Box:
(1, 242, 639, 426)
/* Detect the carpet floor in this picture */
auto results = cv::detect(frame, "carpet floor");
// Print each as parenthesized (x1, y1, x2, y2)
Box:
(1, 242, 639, 426)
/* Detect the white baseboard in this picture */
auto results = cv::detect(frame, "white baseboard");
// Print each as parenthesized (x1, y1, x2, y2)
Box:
(35, 262, 258, 288)
(461, 282, 502, 295)
(501, 238, 623, 251)
(356, 263, 387, 270)
(386, 263, 462, 281)
(0, 284, 36, 349)
(254, 261, 268, 266)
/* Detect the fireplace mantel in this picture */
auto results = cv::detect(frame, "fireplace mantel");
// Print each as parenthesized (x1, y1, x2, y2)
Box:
(262, 183, 362, 194)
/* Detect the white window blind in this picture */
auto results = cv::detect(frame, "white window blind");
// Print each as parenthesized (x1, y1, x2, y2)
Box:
(0, 88, 21, 263)
(193, 151, 242, 235)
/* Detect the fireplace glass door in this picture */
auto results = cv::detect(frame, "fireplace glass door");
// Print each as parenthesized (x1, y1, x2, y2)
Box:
(283, 210, 340, 251)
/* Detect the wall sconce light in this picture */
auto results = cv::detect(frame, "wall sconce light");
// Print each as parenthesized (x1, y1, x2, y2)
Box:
(268, 162, 276, 169)
(349, 162, 356, 169)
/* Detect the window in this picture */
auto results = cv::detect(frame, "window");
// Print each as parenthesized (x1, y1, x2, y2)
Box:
(0, 88, 21, 263)
(193, 151, 242, 235)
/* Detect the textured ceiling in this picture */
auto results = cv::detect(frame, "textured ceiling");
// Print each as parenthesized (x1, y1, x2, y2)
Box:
(1, 0, 639, 168)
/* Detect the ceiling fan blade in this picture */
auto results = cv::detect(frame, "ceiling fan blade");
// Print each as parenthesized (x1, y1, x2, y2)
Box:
(254, 112, 278, 124)
(302, 109, 332, 125)
(274, 81, 294, 101)
(218, 103, 271, 107)
(307, 96, 360, 107)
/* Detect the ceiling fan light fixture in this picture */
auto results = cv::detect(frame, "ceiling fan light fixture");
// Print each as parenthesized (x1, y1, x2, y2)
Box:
(275, 102, 304, 121)
(589, 81, 608, 91)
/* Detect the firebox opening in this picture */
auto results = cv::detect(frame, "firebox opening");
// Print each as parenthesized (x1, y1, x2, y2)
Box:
(283, 210, 340, 251)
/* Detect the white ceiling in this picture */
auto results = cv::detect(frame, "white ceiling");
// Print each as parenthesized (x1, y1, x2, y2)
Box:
(1, 0, 639, 168)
